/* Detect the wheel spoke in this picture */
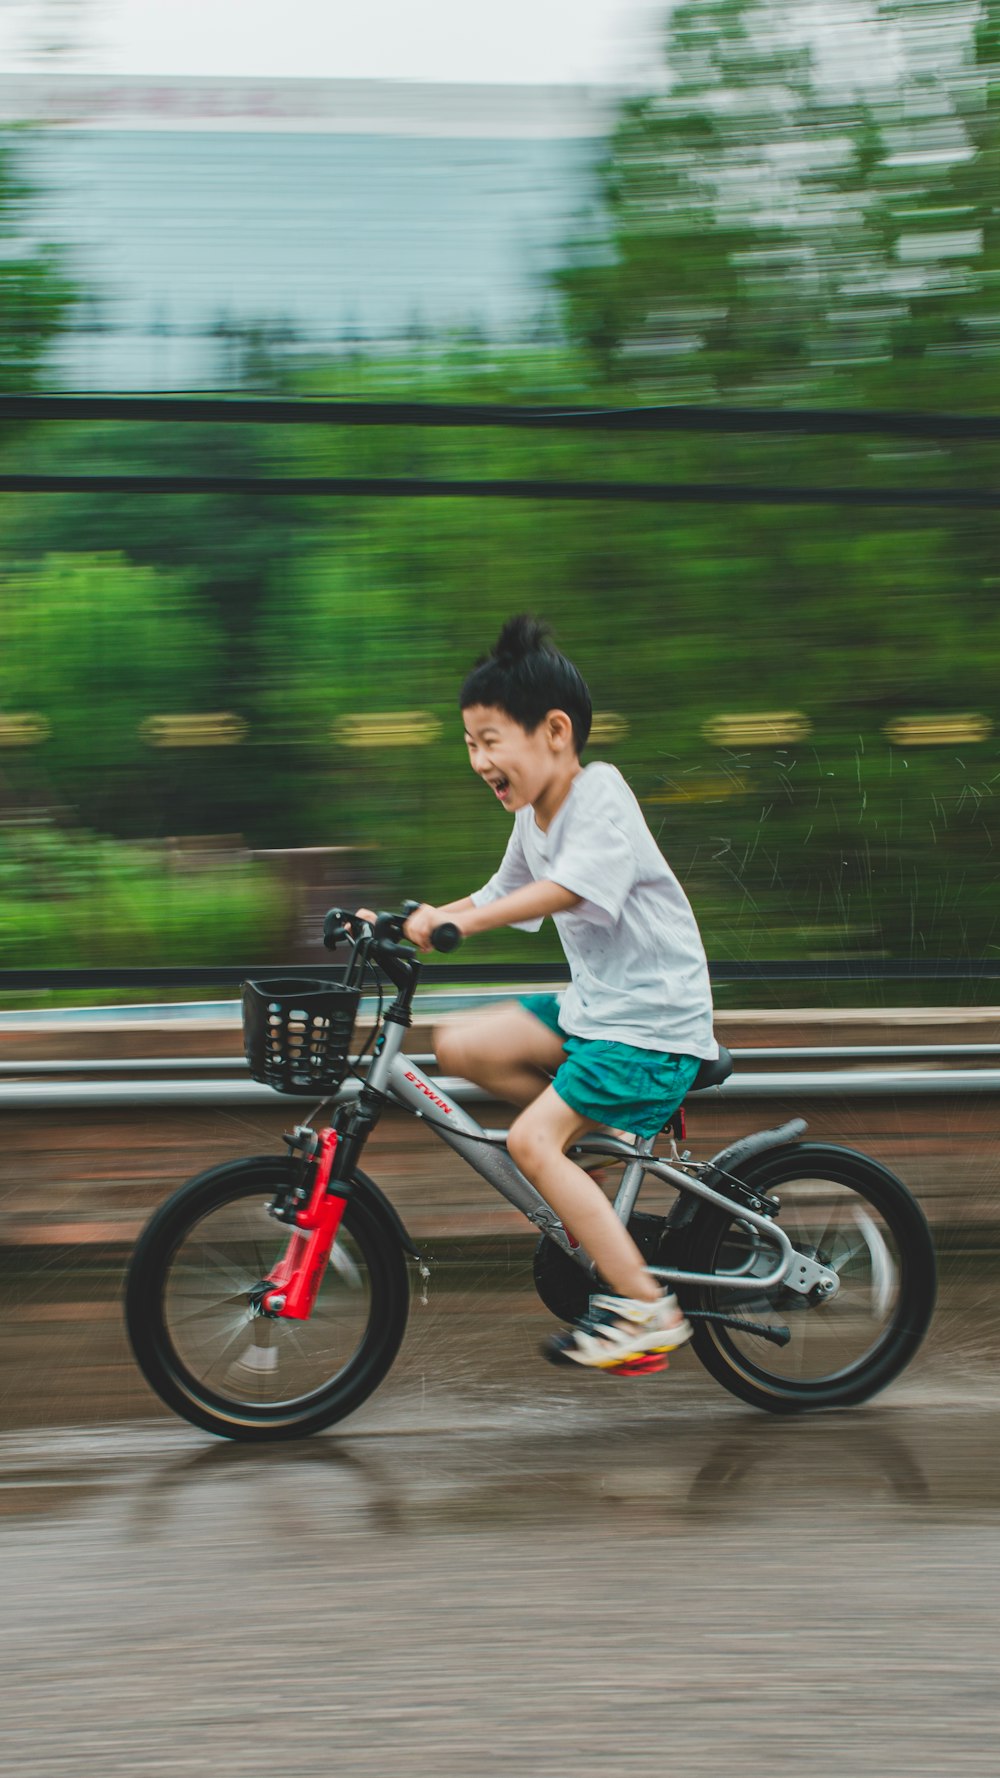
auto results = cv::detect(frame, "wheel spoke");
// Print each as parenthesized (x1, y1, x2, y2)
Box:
(848, 1208, 897, 1318)
(187, 1238, 260, 1296)
(167, 1289, 252, 1329)
(196, 1315, 264, 1383)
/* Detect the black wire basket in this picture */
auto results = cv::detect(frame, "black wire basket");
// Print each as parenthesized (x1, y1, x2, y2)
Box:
(242, 976, 361, 1096)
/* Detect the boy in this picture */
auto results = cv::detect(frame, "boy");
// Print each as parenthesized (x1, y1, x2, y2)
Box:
(403, 614, 718, 1372)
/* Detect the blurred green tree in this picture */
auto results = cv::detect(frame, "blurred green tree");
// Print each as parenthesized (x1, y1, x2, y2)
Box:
(0, 132, 76, 389)
(0, 552, 224, 833)
(558, 0, 982, 406)
(563, 1, 825, 397)
(873, 0, 1000, 413)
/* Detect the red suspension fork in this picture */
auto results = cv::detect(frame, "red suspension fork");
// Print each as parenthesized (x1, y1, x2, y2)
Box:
(262, 1129, 347, 1321)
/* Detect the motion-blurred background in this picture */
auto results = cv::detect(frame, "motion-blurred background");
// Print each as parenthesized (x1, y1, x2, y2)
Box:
(3, 21, 1000, 1766)
(2, 0, 1000, 991)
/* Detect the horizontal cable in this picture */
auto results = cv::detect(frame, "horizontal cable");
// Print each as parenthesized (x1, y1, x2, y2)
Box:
(1, 472, 997, 507)
(6, 393, 1000, 440)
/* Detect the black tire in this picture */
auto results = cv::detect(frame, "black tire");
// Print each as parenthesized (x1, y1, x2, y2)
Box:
(683, 1143, 936, 1413)
(126, 1156, 410, 1441)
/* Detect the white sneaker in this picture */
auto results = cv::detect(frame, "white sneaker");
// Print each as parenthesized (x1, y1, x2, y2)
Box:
(543, 1292, 693, 1373)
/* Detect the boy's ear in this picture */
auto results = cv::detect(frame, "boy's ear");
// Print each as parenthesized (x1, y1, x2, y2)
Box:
(546, 709, 575, 751)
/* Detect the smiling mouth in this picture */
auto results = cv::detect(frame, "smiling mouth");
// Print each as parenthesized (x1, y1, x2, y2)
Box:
(488, 776, 510, 799)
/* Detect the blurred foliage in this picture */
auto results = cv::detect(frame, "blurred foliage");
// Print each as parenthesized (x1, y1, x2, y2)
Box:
(560, 0, 1000, 412)
(0, 132, 76, 390)
(0, 821, 284, 966)
(3, 9, 1000, 984)
(0, 552, 223, 831)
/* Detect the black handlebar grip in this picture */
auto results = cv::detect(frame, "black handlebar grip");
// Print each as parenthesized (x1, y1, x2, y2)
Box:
(431, 922, 462, 953)
(323, 908, 349, 950)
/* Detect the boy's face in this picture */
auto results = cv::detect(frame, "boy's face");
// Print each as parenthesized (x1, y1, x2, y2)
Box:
(462, 704, 574, 812)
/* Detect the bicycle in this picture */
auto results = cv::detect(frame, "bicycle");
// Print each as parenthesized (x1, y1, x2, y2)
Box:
(125, 903, 937, 1440)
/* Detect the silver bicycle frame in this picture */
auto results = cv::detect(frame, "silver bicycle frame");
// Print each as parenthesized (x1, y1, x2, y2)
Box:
(363, 1020, 828, 1297)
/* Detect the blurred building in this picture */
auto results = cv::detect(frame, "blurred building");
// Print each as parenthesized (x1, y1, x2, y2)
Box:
(6, 72, 618, 388)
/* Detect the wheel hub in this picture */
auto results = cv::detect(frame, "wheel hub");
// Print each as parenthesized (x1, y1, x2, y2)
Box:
(772, 1245, 840, 1308)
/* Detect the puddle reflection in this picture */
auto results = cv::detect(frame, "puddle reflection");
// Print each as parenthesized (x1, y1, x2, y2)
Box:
(8, 1396, 994, 1539)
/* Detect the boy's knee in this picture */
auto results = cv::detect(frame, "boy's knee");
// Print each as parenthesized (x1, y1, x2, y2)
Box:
(506, 1115, 530, 1171)
(507, 1110, 554, 1173)
(434, 1019, 477, 1076)
(434, 1022, 461, 1074)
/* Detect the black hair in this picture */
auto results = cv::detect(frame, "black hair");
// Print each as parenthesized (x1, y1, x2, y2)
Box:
(459, 614, 592, 753)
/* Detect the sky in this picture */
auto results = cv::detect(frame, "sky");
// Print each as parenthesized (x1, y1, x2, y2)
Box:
(0, 0, 666, 85)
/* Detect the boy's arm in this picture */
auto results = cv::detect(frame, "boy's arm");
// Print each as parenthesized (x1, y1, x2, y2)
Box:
(404, 882, 579, 950)
(461, 880, 580, 935)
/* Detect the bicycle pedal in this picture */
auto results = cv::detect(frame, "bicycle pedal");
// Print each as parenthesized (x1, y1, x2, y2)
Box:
(610, 1353, 669, 1377)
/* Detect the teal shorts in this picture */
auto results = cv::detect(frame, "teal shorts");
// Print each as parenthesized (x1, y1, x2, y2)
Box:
(519, 993, 702, 1140)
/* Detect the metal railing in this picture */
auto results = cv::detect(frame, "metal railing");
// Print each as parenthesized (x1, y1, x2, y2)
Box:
(2, 1047, 998, 1111)
(3, 957, 1000, 1107)
(5, 1042, 1000, 1074)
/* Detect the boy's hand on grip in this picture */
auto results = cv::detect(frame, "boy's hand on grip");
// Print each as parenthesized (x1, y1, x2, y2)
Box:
(404, 902, 454, 952)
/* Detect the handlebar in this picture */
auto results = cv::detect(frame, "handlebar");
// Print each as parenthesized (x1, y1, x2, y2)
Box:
(322, 904, 463, 955)
(428, 921, 462, 953)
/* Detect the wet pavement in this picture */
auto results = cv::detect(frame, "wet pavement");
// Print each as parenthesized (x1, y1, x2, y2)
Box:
(2, 1246, 999, 1776)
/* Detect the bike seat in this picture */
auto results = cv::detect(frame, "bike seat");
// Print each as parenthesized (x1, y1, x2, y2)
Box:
(690, 1043, 734, 1092)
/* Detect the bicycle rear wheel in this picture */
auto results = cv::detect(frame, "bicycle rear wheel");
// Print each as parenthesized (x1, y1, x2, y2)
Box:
(126, 1156, 410, 1440)
(684, 1144, 935, 1412)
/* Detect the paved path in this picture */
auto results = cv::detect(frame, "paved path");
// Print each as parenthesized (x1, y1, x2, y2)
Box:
(1, 1259, 999, 1777)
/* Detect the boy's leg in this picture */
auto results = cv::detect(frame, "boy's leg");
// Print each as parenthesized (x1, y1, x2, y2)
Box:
(509, 1086, 691, 1372)
(434, 1003, 566, 1110)
(507, 1085, 670, 1306)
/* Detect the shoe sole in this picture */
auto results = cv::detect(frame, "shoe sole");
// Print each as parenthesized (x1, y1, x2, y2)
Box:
(608, 1352, 670, 1377)
(543, 1319, 693, 1372)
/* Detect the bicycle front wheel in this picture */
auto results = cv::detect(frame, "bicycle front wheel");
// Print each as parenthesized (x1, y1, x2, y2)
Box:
(126, 1157, 410, 1440)
(684, 1144, 936, 1413)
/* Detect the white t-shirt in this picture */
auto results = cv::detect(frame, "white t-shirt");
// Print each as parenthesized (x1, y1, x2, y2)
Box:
(471, 761, 718, 1059)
